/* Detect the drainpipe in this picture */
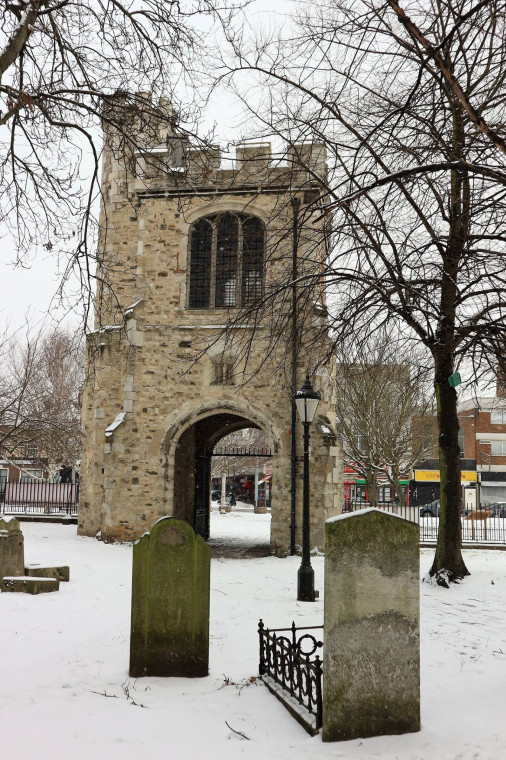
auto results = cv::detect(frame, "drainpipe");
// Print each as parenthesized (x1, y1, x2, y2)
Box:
(290, 197, 301, 555)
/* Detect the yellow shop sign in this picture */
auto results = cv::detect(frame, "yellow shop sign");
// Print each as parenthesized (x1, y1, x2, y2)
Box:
(414, 470, 477, 483)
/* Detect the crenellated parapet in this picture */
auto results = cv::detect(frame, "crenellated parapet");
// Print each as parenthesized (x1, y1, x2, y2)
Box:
(101, 93, 326, 199)
(130, 139, 327, 197)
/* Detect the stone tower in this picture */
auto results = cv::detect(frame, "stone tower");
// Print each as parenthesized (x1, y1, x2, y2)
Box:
(79, 95, 342, 554)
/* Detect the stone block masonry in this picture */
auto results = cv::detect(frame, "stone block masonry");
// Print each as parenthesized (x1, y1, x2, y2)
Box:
(79, 101, 342, 553)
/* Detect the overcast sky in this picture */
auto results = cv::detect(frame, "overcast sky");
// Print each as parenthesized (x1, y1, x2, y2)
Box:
(0, 0, 290, 336)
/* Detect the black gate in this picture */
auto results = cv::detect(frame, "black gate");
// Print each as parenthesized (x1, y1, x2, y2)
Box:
(194, 453, 211, 538)
(258, 619, 323, 735)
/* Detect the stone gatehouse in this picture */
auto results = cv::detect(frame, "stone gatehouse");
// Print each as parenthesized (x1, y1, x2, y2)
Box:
(79, 96, 342, 554)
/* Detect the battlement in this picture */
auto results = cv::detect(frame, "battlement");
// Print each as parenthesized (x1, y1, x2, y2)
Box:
(131, 139, 327, 196)
(101, 92, 327, 199)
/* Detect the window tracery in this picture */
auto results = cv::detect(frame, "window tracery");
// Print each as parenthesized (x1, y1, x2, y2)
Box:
(188, 212, 264, 309)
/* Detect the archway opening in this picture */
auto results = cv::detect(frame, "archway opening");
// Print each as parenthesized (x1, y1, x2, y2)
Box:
(172, 413, 274, 555)
(209, 427, 273, 556)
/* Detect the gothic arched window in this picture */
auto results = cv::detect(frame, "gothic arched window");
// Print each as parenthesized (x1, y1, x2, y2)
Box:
(188, 212, 264, 309)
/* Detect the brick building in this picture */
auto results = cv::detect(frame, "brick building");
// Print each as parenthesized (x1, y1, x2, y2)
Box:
(412, 376, 506, 507)
(458, 378, 506, 504)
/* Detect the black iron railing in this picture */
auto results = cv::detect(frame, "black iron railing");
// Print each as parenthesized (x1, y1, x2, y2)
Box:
(343, 500, 506, 544)
(0, 481, 79, 516)
(258, 619, 323, 735)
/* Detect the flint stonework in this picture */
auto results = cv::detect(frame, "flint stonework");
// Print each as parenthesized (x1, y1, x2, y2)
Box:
(323, 508, 420, 742)
(0, 517, 24, 578)
(129, 517, 211, 678)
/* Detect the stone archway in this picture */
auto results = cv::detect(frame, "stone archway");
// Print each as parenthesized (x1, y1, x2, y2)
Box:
(163, 403, 284, 552)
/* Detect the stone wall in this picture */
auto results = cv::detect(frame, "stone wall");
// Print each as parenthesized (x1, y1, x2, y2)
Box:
(79, 100, 342, 553)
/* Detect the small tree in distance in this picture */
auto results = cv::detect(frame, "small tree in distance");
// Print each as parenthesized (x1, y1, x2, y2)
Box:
(0, 325, 83, 477)
(336, 334, 435, 507)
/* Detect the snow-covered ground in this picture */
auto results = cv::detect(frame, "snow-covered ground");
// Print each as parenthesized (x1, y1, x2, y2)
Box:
(1, 506, 505, 760)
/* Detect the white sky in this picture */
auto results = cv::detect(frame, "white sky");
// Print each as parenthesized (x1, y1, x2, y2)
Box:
(0, 0, 291, 335)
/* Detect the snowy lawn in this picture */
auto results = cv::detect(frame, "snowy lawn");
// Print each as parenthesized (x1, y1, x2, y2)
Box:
(1, 508, 505, 760)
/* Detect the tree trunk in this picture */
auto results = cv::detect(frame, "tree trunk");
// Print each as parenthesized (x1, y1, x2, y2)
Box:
(391, 473, 407, 507)
(429, 355, 470, 584)
(366, 471, 378, 505)
(429, 101, 470, 585)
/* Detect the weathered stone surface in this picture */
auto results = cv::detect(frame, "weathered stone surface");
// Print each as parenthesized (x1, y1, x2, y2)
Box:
(0, 517, 24, 578)
(78, 118, 343, 554)
(129, 516, 211, 678)
(323, 508, 420, 742)
(25, 564, 70, 582)
(1, 576, 60, 594)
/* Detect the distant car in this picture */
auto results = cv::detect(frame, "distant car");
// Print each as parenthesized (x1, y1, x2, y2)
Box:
(419, 500, 440, 517)
(211, 490, 230, 505)
(486, 502, 506, 518)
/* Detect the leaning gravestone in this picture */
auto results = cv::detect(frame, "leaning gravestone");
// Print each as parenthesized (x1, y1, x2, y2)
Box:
(0, 517, 24, 578)
(129, 517, 211, 678)
(323, 508, 420, 742)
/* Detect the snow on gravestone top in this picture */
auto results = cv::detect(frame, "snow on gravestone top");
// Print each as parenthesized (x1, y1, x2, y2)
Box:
(0, 516, 22, 531)
(323, 509, 420, 742)
(129, 516, 211, 678)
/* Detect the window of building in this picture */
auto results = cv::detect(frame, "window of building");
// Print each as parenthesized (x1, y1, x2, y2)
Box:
(20, 469, 43, 483)
(458, 427, 465, 458)
(491, 410, 506, 424)
(24, 443, 38, 459)
(211, 361, 234, 386)
(188, 212, 264, 309)
(378, 486, 392, 503)
(353, 432, 366, 454)
(491, 441, 506, 456)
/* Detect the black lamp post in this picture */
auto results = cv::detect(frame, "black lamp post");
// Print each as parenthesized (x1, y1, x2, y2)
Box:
(294, 375, 321, 602)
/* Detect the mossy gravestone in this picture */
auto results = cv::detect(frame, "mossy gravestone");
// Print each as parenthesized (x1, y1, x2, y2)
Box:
(323, 509, 420, 742)
(129, 517, 210, 678)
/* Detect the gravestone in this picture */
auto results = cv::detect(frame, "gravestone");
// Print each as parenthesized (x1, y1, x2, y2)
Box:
(25, 564, 70, 582)
(129, 516, 211, 678)
(0, 517, 24, 578)
(323, 508, 420, 742)
(1, 576, 60, 594)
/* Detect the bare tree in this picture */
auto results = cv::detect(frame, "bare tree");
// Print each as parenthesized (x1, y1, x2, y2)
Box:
(336, 334, 435, 507)
(0, 325, 83, 476)
(221, 0, 506, 583)
(0, 0, 236, 318)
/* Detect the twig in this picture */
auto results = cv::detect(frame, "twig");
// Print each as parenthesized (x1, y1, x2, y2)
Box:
(225, 721, 250, 740)
(90, 690, 119, 698)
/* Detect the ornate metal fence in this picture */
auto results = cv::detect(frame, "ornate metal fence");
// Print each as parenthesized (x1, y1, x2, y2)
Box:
(0, 482, 79, 516)
(258, 619, 323, 735)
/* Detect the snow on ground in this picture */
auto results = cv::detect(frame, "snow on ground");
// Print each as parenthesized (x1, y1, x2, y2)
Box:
(1, 506, 505, 760)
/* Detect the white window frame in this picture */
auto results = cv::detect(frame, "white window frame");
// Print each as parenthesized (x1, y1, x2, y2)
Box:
(490, 441, 506, 456)
(20, 469, 43, 483)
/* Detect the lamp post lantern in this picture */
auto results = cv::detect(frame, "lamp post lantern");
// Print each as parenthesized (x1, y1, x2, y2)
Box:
(294, 375, 321, 602)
